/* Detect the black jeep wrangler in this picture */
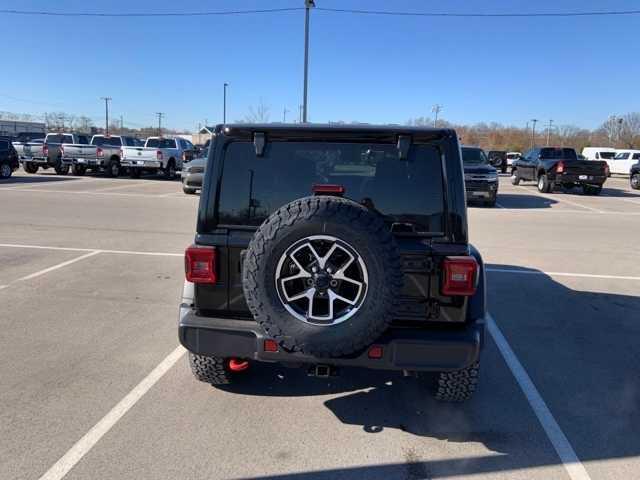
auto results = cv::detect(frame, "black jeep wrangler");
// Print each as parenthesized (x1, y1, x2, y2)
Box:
(179, 124, 487, 402)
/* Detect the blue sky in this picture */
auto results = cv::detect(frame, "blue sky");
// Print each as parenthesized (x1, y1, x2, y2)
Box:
(1, 0, 638, 131)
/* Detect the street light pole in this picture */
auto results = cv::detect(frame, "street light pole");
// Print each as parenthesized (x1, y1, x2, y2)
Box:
(101, 97, 112, 135)
(302, 0, 315, 123)
(223, 83, 228, 124)
(530, 119, 538, 148)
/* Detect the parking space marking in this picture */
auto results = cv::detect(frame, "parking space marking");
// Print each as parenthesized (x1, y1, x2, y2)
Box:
(529, 191, 605, 213)
(37, 345, 186, 480)
(0, 250, 101, 291)
(0, 187, 190, 199)
(91, 182, 150, 192)
(487, 317, 591, 480)
(0, 243, 182, 257)
(487, 267, 640, 281)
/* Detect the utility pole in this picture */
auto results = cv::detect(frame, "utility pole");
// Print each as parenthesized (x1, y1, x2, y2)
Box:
(120, 115, 124, 133)
(546, 119, 554, 146)
(283, 107, 289, 123)
(223, 83, 228, 124)
(530, 119, 538, 148)
(101, 97, 112, 135)
(431, 104, 442, 127)
(156, 112, 164, 136)
(302, 0, 315, 123)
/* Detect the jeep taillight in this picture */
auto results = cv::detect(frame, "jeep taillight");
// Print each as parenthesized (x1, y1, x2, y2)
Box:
(96, 147, 104, 157)
(157, 150, 163, 161)
(556, 161, 565, 173)
(442, 257, 478, 296)
(185, 245, 217, 284)
(312, 184, 345, 196)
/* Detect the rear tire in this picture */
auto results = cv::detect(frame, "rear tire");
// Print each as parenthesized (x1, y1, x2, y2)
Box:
(106, 159, 120, 178)
(510, 170, 520, 185)
(630, 173, 640, 190)
(55, 163, 70, 175)
(432, 362, 480, 402)
(183, 186, 197, 195)
(24, 162, 39, 174)
(188, 353, 233, 385)
(71, 164, 86, 176)
(0, 163, 13, 179)
(537, 174, 552, 193)
(164, 160, 176, 180)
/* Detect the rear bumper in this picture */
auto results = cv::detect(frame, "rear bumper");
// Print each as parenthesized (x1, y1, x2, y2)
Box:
(20, 157, 49, 165)
(62, 158, 100, 166)
(122, 159, 161, 169)
(553, 173, 606, 185)
(178, 307, 485, 372)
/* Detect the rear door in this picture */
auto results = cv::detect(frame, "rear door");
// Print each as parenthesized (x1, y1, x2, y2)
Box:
(205, 139, 459, 323)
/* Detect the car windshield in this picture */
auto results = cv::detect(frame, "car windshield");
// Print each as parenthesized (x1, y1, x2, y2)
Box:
(462, 147, 488, 165)
(218, 141, 445, 234)
(92, 136, 122, 147)
(539, 148, 577, 160)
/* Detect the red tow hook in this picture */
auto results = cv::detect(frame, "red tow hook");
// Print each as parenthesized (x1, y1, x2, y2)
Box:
(228, 358, 250, 372)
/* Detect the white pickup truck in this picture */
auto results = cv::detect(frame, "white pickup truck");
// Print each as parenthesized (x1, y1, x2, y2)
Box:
(61, 135, 151, 177)
(132, 136, 195, 179)
(18, 133, 90, 175)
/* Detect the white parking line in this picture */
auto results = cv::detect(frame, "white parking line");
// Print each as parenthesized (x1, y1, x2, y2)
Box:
(37, 345, 186, 480)
(488, 317, 591, 480)
(0, 250, 101, 291)
(0, 188, 187, 199)
(487, 268, 640, 281)
(531, 191, 605, 213)
(0, 243, 183, 257)
(91, 182, 149, 192)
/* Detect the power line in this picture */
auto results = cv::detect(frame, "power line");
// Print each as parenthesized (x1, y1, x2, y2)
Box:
(0, 7, 303, 17)
(2, 7, 639, 18)
(316, 7, 640, 18)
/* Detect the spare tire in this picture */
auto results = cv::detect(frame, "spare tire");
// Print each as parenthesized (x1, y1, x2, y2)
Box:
(243, 196, 403, 358)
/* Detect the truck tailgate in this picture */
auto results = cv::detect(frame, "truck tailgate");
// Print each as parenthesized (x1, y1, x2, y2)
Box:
(123, 147, 158, 164)
(564, 160, 607, 175)
(62, 144, 97, 161)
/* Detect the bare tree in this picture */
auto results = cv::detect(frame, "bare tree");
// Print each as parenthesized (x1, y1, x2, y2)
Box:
(619, 112, 640, 148)
(243, 99, 271, 123)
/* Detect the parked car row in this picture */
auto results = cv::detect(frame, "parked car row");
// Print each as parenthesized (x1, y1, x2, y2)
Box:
(12, 132, 197, 179)
(460, 144, 640, 205)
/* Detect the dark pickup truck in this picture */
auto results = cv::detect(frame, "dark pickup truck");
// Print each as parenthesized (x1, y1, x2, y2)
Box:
(179, 124, 488, 402)
(511, 147, 608, 195)
(462, 146, 499, 207)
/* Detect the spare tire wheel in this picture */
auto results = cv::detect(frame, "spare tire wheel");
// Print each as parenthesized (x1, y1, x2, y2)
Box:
(243, 196, 403, 358)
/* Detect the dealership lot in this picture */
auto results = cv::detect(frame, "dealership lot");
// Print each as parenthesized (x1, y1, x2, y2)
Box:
(0, 171, 638, 480)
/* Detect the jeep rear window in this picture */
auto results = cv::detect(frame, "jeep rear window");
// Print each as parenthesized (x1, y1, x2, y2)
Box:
(217, 142, 445, 234)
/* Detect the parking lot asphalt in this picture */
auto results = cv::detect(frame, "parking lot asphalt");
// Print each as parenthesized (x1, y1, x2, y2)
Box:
(1, 171, 638, 480)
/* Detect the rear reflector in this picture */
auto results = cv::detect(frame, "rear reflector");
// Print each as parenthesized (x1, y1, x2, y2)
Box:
(442, 256, 478, 296)
(368, 345, 384, 359)
(312, 184, 345, 196)
(264, 339, 279, 352)
(185, 245, 217, 284)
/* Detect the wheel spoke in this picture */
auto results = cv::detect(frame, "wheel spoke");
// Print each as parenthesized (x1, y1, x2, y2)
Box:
(329, 289, 357, 306)
(318, 243, 338, 269)
(286, 287, 315, 303)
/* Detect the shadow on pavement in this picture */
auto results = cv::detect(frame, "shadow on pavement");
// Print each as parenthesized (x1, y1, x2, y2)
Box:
(488, 264, 640, 475)
(1, 174, 79, 184)
(493, 193, 557, 209)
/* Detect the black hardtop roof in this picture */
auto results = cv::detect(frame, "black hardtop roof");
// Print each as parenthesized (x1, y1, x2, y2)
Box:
(215, 123, 455, 143)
